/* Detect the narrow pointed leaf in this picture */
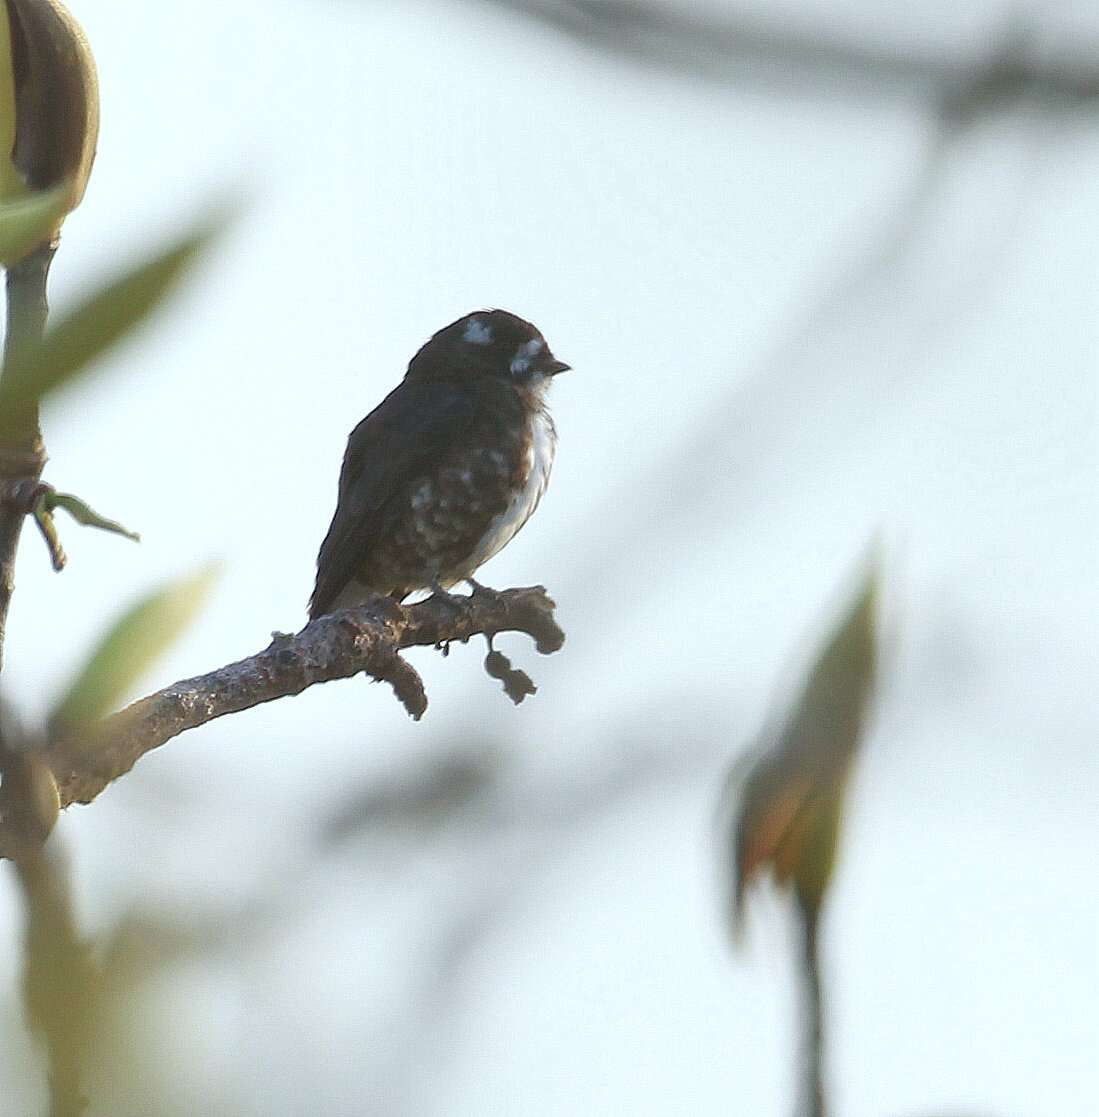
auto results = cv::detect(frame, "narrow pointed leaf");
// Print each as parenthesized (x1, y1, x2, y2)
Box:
(0, 215, 227, 432)
(49, 565, 219, 734)
(46, 490, 140, 542)
(30, 500, 66, 571)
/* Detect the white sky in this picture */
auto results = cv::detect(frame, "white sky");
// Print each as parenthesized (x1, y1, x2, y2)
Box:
(0, 1, 1096, 1114)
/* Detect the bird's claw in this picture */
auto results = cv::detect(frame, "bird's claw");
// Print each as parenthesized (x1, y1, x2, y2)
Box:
(466, 578, 502, 603)
(429, 579, 467, 608)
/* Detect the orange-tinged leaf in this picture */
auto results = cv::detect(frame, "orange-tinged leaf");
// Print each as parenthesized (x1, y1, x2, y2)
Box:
(722, 559, 880, 941)
(738, 773, 812, 884)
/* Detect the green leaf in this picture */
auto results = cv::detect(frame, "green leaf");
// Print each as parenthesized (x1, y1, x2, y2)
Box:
(49, 564, 219, 733)
(30, 498, 66, 572)
(45, 490, 140, 543)
(0, 185, 68, 264)
(0, 213, 228, 432)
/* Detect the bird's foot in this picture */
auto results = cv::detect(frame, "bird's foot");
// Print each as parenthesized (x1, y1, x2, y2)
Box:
(466, 577, 502, 603)
(430, 581, 467, 658)
(429, 579, 468, 610)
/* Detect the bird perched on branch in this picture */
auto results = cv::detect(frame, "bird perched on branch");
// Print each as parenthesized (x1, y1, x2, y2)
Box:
(309, 310, 570, 620)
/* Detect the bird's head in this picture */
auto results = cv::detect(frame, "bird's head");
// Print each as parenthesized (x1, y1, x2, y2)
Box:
(406, 310, 570, 389)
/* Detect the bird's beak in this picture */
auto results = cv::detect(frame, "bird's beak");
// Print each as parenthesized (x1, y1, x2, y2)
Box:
(544, 358, 571, 376)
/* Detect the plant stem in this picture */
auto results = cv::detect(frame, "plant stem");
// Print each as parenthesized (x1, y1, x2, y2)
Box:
(0, 239, 56, 673)
(798, 899, 827, 1117)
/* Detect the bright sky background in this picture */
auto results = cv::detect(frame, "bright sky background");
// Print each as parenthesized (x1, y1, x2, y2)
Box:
(0, 1, 1096, 1114)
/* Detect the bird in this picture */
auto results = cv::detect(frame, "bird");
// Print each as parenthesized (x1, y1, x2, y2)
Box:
(308, 309, 570, 620)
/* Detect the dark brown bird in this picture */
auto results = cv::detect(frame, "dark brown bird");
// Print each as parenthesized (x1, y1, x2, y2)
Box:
(309, 310, 569, 619)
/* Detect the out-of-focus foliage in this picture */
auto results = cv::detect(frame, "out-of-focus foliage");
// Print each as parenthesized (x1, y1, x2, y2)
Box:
(724, 564, 879, 935)
(0, 184, 68, 264)
(0, 749, 59, 848)
(0, 216, 226, 434)
(49, 564, 218, 735)
(18, 849, 99, 1117)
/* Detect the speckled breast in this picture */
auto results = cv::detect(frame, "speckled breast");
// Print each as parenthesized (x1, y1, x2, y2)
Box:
(362, 407, 556, 597)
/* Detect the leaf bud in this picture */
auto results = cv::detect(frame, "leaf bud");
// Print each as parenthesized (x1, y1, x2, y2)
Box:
(0, 0, 98, 254)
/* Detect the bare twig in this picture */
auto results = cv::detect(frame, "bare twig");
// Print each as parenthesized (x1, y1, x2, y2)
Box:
(28, 586, 563, 822)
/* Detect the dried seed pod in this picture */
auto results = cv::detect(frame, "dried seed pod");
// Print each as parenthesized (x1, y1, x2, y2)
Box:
(1, 0, 98, 222)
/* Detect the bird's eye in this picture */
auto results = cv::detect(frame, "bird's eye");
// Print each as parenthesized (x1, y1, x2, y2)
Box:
(463, 319, 493, 345)
(510, 337, 544, 376)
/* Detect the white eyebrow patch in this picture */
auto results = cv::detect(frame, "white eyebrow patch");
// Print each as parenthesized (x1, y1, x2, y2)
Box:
(463, 318, 493, 345)
(510, 336, 544, 375)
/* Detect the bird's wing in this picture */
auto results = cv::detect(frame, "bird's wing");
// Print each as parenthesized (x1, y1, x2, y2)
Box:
(309, 381, 479, 618)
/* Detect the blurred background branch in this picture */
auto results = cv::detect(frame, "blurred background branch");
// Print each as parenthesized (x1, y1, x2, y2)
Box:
(469, 1, 1099, 110)
(496, 1, 1060, 622)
